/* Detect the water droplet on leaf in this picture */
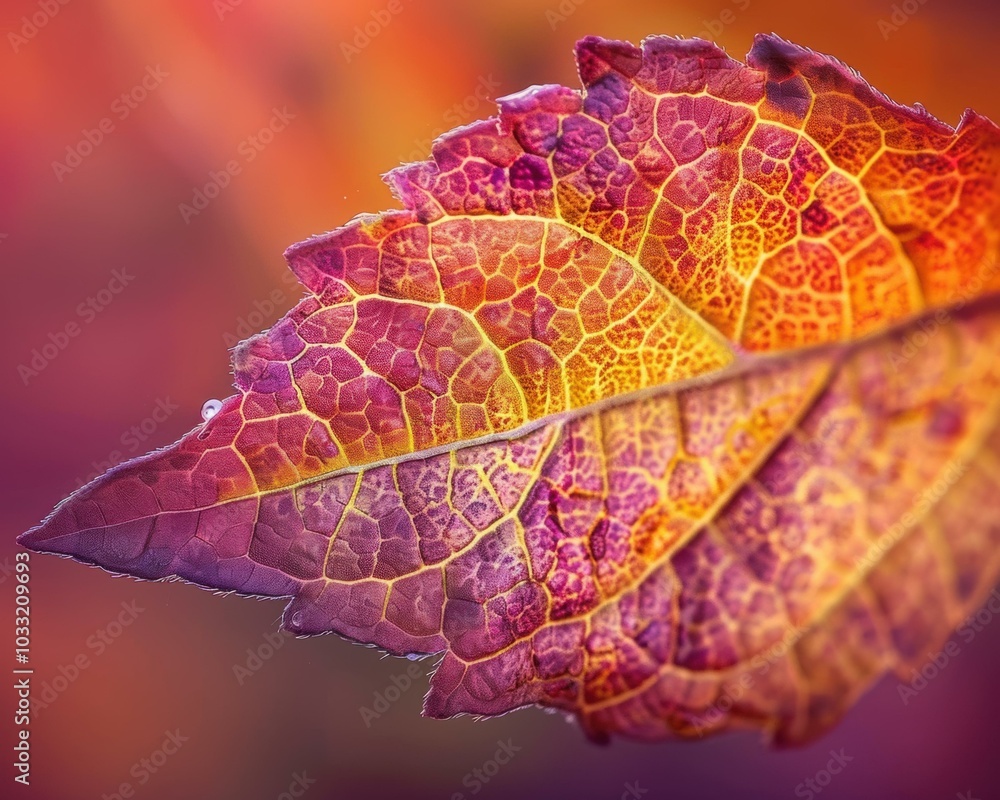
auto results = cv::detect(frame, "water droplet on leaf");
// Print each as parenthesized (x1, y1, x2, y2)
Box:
(201, 399, 223, 421)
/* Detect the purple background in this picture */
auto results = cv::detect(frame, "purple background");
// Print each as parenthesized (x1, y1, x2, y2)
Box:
(2, 1, 998, 798)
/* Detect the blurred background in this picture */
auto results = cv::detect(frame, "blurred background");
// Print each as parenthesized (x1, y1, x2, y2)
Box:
(2, 1, 999, 798)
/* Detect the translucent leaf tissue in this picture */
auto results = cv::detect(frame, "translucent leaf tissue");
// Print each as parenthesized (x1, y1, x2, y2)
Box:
(20, 33, 1000, 745)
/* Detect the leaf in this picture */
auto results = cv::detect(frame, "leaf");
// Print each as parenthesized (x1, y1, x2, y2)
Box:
(20, 34, 1000, 744)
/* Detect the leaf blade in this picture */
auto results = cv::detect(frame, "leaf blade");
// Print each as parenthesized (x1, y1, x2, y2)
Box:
(20, 33, 1000, 744)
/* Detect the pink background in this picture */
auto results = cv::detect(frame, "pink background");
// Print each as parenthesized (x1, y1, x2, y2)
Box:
(2, 1, 998, 798)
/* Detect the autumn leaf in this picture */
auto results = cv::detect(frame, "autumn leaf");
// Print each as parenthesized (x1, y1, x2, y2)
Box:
(19, 34, 1000, 744)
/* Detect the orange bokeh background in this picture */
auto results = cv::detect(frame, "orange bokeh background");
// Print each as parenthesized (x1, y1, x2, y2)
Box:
(2, 1, 999, 798)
